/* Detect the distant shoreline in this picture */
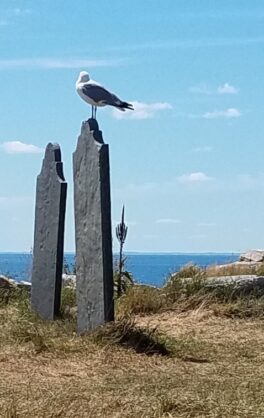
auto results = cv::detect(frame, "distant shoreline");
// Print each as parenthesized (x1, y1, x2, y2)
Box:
(0, 251, 241, 255)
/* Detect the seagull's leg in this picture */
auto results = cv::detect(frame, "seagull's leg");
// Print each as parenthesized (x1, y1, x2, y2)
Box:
(95, 106, 97, 120)
(91, 105, 94, 119)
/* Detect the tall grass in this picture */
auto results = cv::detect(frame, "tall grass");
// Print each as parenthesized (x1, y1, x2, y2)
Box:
(2, 262, 264, 339)
(118, 263, 264, 318)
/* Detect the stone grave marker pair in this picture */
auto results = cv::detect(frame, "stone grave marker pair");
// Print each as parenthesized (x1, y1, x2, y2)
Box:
(31, 120, 114, 333)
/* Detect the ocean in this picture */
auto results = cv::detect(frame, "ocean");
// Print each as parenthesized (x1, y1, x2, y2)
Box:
(0, 252, 239, 287)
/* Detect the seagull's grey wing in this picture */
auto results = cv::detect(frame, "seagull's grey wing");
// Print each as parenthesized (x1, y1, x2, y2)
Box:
(82, 84, 120, 105)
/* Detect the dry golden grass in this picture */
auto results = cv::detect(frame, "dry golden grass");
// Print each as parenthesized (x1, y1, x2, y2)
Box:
(1, 290, 264, 417)
(206, 262, 258, 277)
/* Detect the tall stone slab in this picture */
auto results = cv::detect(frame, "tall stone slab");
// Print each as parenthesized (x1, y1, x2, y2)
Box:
(73, 119, 114, 334)
(31, 143, 67, 320)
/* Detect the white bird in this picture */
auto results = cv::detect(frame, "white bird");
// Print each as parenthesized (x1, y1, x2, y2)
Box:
(76, 71, 134, 119)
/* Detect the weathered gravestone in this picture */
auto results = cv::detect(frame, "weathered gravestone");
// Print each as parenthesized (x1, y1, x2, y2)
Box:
(73, 119, 114, 334)
(31, 143, 67, 320)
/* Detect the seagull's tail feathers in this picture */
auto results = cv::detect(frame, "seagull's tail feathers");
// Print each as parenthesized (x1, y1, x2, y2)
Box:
(115, 101, 134, 111)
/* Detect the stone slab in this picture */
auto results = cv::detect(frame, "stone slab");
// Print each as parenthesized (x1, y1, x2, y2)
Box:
(73, 119, 114, 334)
(31, 144, 67, 320)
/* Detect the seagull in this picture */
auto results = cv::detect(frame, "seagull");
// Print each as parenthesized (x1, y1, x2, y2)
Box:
(76, 71, 134, 119)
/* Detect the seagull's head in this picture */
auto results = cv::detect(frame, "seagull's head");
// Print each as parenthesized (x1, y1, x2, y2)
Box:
(78, 71, 90, 83)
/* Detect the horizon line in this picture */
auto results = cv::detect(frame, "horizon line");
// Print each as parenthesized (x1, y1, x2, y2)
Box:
(0, 250, 241, 255)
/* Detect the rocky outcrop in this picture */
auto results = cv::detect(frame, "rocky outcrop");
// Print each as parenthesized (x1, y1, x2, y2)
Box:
(17, 281, 32, 291)
(0, 275, 17, 289)
(239, 250, 264, 263)
(208, 251, 264, 272)
(207, 261, 259, 272)
(206, 275, 264, 294)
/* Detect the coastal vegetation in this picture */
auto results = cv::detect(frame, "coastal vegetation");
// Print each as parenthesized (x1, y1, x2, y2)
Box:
(1, 264, 264, 417)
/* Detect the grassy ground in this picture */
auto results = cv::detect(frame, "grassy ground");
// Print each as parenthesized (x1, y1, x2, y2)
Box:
(1, 266, 264, 417)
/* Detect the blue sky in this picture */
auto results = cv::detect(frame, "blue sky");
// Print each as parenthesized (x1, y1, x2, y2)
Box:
(0, 0, 264, 253)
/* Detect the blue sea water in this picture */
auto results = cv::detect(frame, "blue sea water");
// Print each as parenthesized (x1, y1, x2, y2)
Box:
(0, 252, 239, 287)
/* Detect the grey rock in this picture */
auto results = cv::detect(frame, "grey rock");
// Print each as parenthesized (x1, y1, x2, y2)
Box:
(206, 275, 264, 294)
(73, 119, 114, 334)
(240, 250, 264, 263)
(31, 143, 67, 320)
(17, 281, 32, 292)
(208, 261, 259, 271)
(0, 275, 17, 289)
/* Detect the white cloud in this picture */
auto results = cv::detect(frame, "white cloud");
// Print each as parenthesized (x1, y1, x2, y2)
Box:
(112, 101, 172, 120)
(217, 83, 239, 95)
(203, 108, 241, 119)
(1, 141, 43, 154)
(0, 58, 121, 70)
(178, 172, 212, 183)
(156, 218, 181, 224)
(192, 146, 213, 153)
(190, 82, 239, 96)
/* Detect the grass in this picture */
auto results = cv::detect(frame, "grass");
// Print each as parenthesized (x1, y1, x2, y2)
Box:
(118, 263, 264, 318)
(205, 259, 264, 277)
(117, 285, 165, 316)
(206, 262, 257, 277)
(1, 264, 264, 417)
(92, 318, 174, 356)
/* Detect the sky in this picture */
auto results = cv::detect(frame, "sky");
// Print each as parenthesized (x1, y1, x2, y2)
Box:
(0, 0, 264, 253)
